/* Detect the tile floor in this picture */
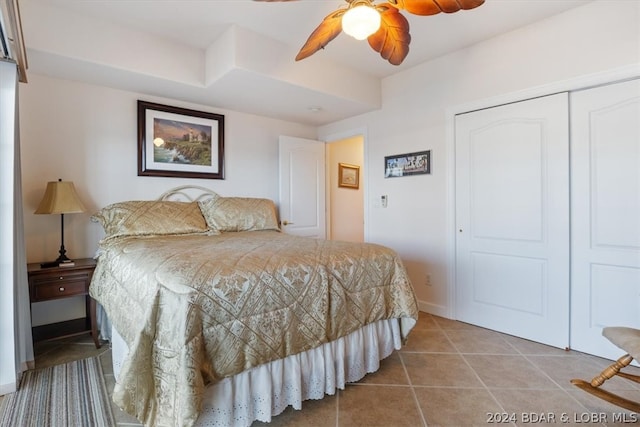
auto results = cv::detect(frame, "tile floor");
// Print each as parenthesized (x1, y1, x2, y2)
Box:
(3, 312, 640, 426)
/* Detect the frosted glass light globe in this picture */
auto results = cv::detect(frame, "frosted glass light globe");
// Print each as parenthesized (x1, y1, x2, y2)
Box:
(342, 4, 381, 40)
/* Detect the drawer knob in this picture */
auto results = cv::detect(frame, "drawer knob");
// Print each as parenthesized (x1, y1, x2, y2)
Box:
(59, 287, 65, 292)
(59, 276, 64, 280)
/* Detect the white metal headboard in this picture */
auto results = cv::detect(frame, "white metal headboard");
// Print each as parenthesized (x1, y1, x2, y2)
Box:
(90, 186, 219, 224)
(157, 185, 219, 202)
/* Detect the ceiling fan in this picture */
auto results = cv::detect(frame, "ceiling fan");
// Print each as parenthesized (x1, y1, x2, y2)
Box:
(254, 0, 485, 65)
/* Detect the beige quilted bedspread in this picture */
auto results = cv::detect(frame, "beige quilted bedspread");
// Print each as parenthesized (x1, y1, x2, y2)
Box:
(90, 230, 418, 426)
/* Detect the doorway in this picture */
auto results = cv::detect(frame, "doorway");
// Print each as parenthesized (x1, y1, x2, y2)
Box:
(278, 133, 366, 242)
(327, 135, 364, 242)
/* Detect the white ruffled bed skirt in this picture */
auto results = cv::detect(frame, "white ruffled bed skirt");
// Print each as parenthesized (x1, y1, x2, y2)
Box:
(112, 318, 402, 426)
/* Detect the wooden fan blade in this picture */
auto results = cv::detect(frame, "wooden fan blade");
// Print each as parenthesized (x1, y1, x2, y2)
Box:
(389, 0, 485, 16)
(295, 9, 345, 61)
(368, 5, 411, 65)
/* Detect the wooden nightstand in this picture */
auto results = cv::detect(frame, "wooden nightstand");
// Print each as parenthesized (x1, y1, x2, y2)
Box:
(27, 258, 100, 348)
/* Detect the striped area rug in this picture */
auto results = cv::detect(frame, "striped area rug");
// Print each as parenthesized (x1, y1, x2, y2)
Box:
(0, 356, 115, 427)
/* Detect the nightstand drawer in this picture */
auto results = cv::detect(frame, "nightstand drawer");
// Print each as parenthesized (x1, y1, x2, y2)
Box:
(32, 279, 87, 300)
(31, 270, 90, 284)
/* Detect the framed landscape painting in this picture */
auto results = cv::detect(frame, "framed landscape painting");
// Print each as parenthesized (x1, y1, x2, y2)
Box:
(137, 100, 225, 179)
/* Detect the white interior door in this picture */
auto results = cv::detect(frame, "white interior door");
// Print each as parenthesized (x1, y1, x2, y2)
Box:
(570, 79, 640, 360)
(455, 93, 570, 348)
(278, 135, 326, 238)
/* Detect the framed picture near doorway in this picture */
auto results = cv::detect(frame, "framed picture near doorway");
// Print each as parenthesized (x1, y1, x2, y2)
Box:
(338, 163, 360, 189)
(384, 150, 431, 178)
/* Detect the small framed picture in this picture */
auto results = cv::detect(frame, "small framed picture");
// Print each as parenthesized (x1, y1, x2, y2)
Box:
(137, 100, 225, 179)
(338, 163, 360, 189)
(384, 150, 431, 178)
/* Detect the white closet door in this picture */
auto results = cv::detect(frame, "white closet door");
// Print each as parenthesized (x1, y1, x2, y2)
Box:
(455, 93, 570, 348)
(570, 79, 640, 360)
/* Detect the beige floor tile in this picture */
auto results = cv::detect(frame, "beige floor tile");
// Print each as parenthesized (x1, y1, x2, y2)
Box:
(411, 312, 440, 330)
(414, 386, 503, 426)
(491, 389, 593, 427)
(402, 353, 483, 387)
(33, 339, 63, 357)
(445, 329, 519, 355)
(34, 341, 109, 369)
(464, 354, 558, 389)
(401, 329, 457, 353)
(605, 415, 640, 427)
(432, 316, 483, 331)
(99, 347, 114, 375)
(253, 393, 338, 426)
(358, 351, 409, 385)
(503, 334, 573, 356)
(27, 311, 640, 427)
(338, 385, 424, 427)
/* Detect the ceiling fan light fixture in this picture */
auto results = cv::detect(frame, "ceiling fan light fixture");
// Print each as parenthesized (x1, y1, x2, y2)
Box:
(268, 0, 486, 66)
(342, 3, 381, 40)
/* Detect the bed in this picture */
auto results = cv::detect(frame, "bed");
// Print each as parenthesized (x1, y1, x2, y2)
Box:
(89, 186, 419, 427)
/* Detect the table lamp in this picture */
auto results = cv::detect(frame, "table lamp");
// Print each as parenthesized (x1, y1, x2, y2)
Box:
(34, 179, 86, 268)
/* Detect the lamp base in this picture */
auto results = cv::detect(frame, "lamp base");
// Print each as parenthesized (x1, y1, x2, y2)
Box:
(40, 245, 74, 268)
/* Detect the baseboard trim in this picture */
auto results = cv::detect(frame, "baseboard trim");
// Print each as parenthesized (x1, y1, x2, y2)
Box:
(0, 381, 17, 395)
(417, 300, 450, 319)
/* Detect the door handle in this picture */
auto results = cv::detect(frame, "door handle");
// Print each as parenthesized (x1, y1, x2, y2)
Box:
(281, 220, 294, 226)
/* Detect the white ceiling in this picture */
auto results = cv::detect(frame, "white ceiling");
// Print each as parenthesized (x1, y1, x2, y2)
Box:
(19, 0, 594, 125)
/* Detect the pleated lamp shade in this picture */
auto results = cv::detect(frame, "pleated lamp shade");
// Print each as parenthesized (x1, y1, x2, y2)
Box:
(35, 180, 86, 215)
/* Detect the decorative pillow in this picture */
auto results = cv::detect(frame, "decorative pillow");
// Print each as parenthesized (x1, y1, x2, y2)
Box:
(198, 197, 280, 232)
(92, 200, 210, 239)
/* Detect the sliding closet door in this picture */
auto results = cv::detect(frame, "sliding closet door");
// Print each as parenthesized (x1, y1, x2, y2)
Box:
(455, 93, 570, 348)
(570, 79, 640, 360)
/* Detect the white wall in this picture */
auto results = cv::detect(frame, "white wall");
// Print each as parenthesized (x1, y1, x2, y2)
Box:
(19, 74, 316, 324)
(319, 0, 640, 316)
(18, 0, 640, 325)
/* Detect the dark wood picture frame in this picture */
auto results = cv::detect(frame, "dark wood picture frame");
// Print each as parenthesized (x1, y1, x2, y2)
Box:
(137, 100, 225, 179)
(384, 150, 431, 178)
(338, 163, 360, 189)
